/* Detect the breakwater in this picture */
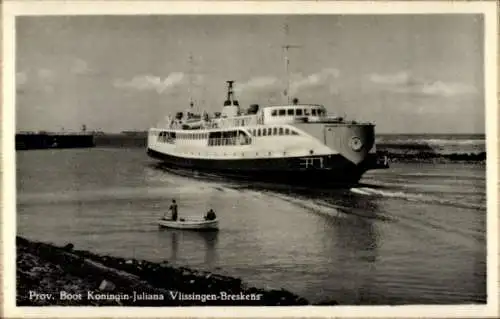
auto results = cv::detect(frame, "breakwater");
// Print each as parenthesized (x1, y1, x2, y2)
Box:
(16, 236, 316, 306)
(15, 133, 95, 150)
(94, 133, 147, 148)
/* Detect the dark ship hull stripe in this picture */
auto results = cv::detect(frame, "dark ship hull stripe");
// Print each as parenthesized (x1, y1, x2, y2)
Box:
(147, 148, 382, 186)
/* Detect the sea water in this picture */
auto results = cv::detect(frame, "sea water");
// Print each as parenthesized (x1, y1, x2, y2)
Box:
(16, 136, 486, 305)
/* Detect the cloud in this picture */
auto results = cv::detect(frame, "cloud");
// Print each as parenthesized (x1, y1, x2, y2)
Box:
(37, 68, 55, 80)
(290, 68, 340, 95)
(367, 71, 477, 97)
(235, 68, 341, 97)
(368, 71, 411, 85)
(42, 85, 55, 94)
(192, 74, 205, 86)
(234, 76, 280, 93)
(71, 59, 92, 75)
(420, 81, 477, 97)
(113, 72, 185, 94)
(17, 71, 28, 86)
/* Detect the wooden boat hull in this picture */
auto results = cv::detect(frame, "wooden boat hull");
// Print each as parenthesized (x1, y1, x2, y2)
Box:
(158, 218, 219, 230)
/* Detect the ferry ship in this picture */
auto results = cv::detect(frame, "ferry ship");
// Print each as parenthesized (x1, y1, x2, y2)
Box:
(147, 80, 388, 187)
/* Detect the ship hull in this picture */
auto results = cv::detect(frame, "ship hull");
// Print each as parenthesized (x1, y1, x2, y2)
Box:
(147, 148, 382, 187)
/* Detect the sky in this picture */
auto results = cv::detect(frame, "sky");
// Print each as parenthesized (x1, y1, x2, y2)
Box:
(16, 14, 484, 134)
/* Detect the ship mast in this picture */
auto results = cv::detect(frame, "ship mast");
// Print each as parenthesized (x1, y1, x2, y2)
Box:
(282, 22, 301, 104)
(188, 53, 194, 110)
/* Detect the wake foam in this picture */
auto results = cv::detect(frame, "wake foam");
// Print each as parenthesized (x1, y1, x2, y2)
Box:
(258, 191, 393, 221)
(349, 187, 485, 210)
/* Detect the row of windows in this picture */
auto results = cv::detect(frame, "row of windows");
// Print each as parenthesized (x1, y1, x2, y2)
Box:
(208, 136, 252, 146)
(271, 108, 325, 117)
(178, 132, 209, 140)
(250, 127, 299, 137)
(157, 135, 175, 144)
(157, 131, 208, 141)
(156, 126, 300, 144)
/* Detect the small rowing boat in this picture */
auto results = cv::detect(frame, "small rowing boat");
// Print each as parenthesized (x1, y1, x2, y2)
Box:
(158, 218, 219, 231)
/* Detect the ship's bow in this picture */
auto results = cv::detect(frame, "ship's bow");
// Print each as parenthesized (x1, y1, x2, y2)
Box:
(324, 123, 387, 174)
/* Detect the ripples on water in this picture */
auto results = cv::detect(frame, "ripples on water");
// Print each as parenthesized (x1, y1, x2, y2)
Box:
(16, 148, 486, 304)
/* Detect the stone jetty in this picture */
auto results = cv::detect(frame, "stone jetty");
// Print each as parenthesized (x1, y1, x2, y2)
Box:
(16, 236, 318, 306)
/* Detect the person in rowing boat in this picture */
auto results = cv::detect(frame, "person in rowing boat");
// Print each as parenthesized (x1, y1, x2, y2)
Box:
(165, 199, 178, 221)
(205, 209, 216, 221)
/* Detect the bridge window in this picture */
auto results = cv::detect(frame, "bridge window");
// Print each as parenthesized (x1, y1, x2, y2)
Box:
(279, 109, 286, 116)
(273, 127, 277, 135)
(296, 109, 303, 116)
(312, 109, 317, 116)
(278, 127, 284, 135)
(304, 109, 310, 116)
(267, 128, 272, 136)
(258, 129, 261, 136)
(285, 128, 290, 135)
(287, 109, 294, 116)
(271, 110, 278, 116)
(262, 128, 267, 136)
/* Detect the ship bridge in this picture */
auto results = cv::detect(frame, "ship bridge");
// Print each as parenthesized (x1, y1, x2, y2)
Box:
(262, 103, 334, 125)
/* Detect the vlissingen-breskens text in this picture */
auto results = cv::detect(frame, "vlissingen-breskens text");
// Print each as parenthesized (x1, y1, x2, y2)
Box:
(169, 291, 263, 303)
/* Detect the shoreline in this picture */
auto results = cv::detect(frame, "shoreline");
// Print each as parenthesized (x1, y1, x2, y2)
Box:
(16, 236, 324, 306)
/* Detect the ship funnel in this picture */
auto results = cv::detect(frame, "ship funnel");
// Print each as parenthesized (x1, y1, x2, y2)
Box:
(222, 80, 240, 117)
